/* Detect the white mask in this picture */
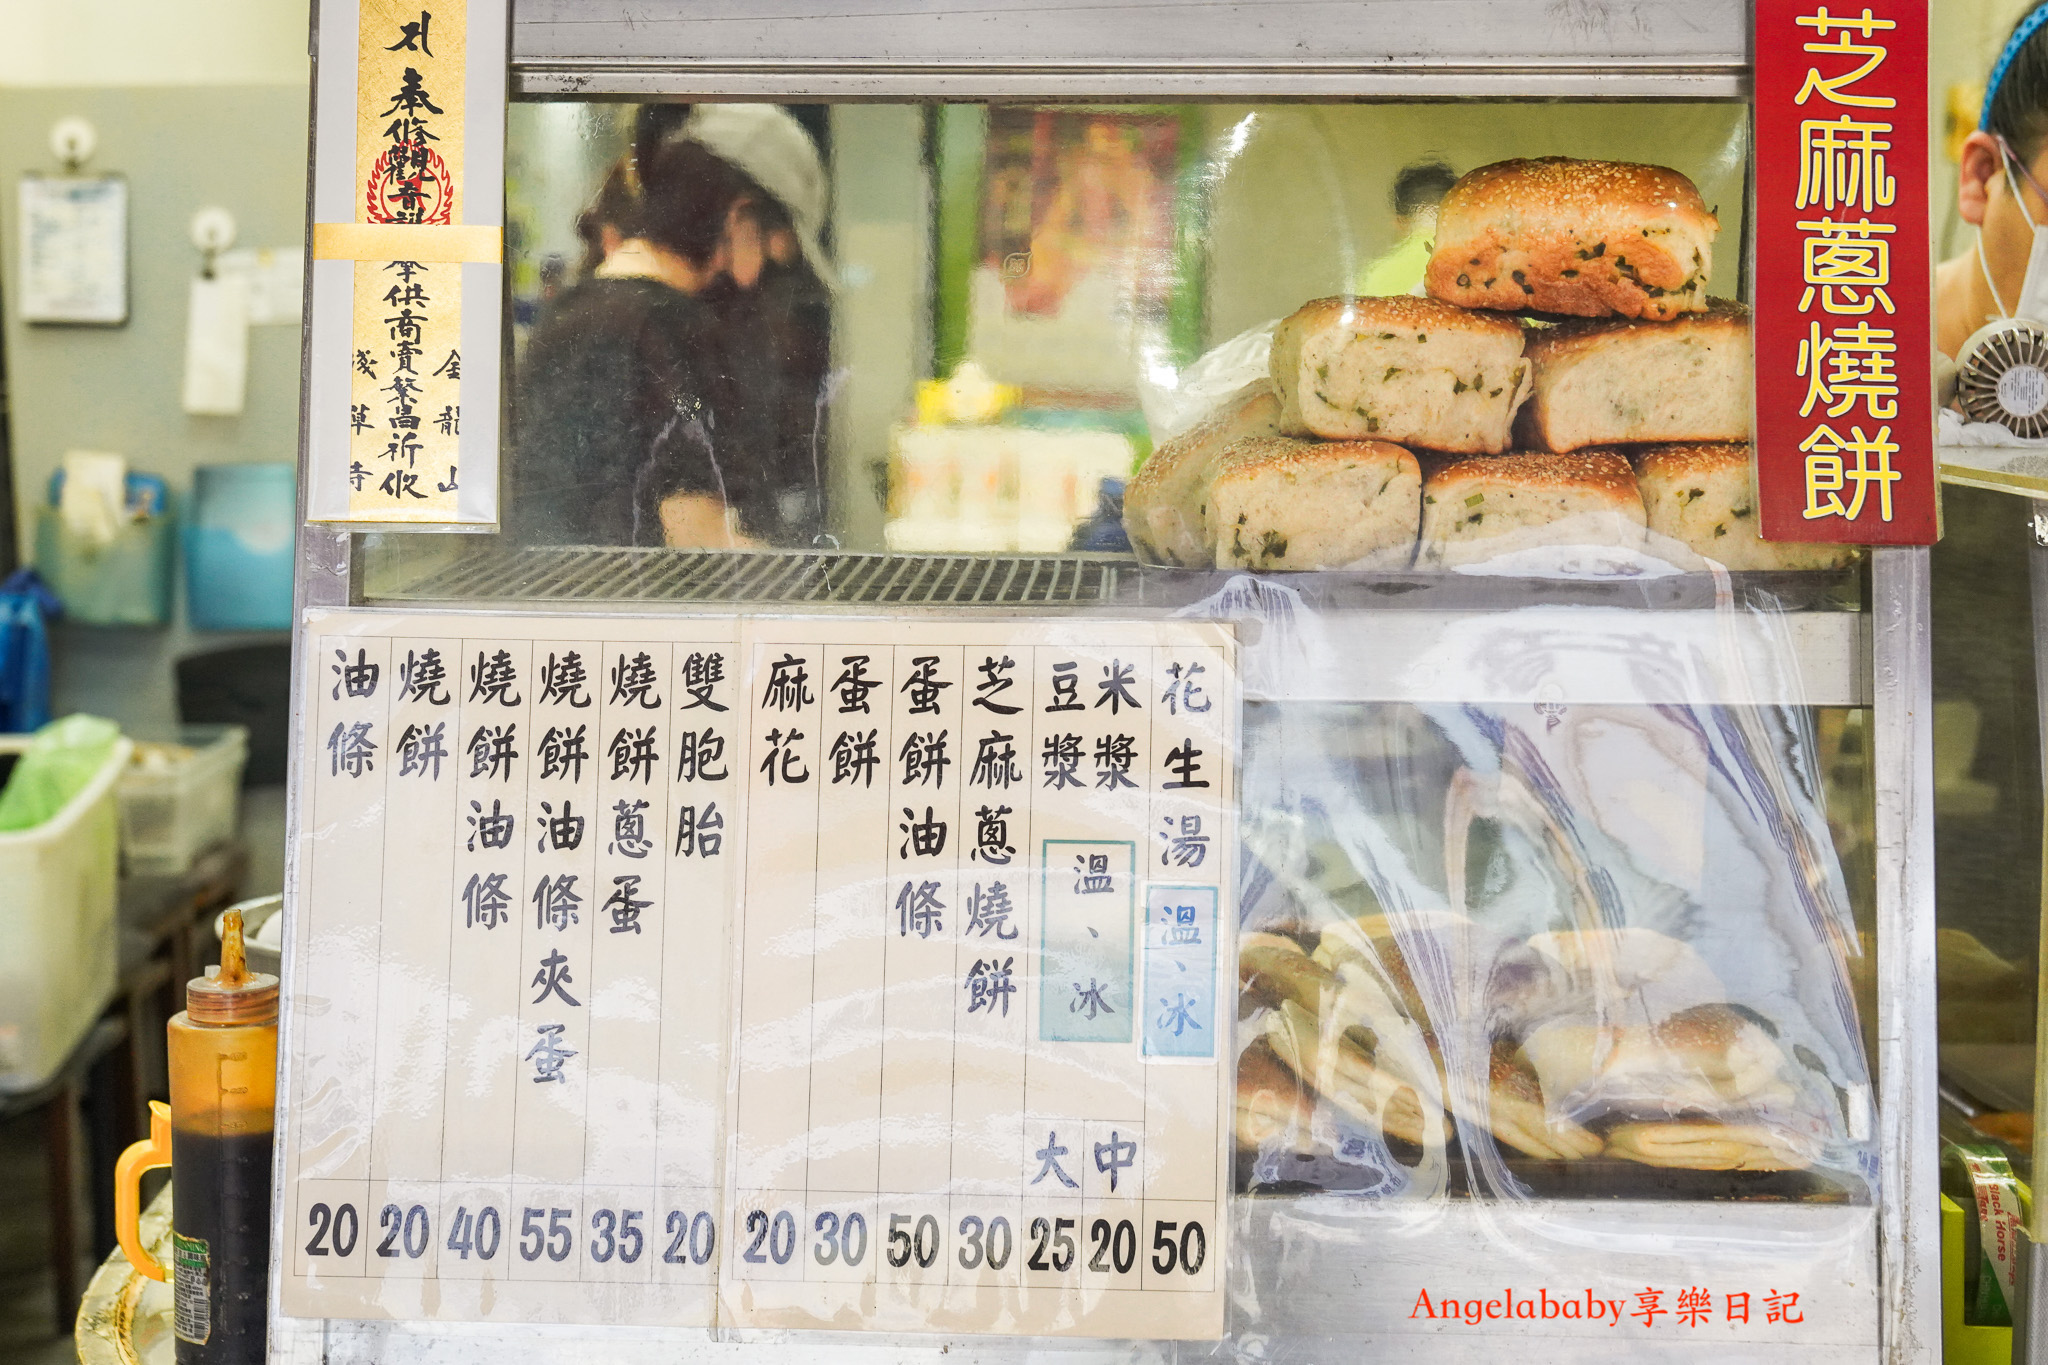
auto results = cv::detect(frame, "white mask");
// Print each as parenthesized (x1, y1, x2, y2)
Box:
(1980, 156, 2048, 323)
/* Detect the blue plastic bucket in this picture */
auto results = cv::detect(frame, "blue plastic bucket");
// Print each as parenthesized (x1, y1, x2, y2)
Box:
(184, 464, 296, 631)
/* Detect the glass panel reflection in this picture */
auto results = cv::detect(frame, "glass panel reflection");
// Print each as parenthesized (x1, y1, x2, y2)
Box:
(431, 100, 1756, 568)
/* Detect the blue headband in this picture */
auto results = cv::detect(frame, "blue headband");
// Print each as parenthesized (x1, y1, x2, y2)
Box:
(1984, 2, 2048, 130)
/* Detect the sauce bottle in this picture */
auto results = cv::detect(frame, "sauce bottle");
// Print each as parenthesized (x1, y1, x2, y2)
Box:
(118, 910, 278, 1364)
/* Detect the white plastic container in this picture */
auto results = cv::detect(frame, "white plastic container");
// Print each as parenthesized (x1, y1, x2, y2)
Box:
(0, 732, 132, 1092)
(888, 425, 960, 521)
(118, 724, 247, 877)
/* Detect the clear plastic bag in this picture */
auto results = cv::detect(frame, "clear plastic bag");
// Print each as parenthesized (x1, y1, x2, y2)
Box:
(0, 712, 123, 831)
(1235, 695, 1870, 1204)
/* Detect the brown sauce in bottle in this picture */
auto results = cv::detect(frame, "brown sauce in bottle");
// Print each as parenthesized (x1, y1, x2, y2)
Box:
(167, 910, 278, 1365)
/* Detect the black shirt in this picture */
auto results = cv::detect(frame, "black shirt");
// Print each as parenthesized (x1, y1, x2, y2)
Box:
(708, 261, 834, 544)
(507, 276, 734, 547)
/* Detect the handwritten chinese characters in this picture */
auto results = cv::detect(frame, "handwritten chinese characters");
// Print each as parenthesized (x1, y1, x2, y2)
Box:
(346, 3, 467, 519)
(730, 622, 1233, 1338)
(287, 612, 1235, 1340)
(288, 615, 741, 1330)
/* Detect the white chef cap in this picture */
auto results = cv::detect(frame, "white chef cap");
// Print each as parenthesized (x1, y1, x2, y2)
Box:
(676, 103, 834, 287)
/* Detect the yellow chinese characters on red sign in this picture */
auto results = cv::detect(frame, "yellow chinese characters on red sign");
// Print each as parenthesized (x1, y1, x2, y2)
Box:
(1757, 0, 1934, 544)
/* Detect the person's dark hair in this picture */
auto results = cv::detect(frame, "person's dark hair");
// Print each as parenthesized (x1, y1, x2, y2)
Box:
(1987, 6, 2048, 161)
(632, 104, 692, 184)
(575, 103, 695, 264)
(1392, 160, 1459, 218)
(638, 138, 771, 267)
(574, 161, 647, 276)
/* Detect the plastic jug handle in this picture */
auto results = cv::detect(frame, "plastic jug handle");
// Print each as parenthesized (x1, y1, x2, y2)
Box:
(115, 1101, 173, 1282)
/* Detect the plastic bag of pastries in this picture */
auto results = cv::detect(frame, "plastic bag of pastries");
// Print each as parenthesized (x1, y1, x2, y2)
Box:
(1633, 443, 1858, 571)
(1205, 436, 1422, 571)
(1268, 296, 1531, 453)
(1519, 300, 1752, 452)
(1124, 379, 1282, 566)
(1416, 450, 1647, 570)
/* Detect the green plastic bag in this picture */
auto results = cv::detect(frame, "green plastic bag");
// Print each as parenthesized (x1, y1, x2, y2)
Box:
(0, 714, 122, 832)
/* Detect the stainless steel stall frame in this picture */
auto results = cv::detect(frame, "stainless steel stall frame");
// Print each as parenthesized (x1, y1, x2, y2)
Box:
(272, 3, 1941, 1360)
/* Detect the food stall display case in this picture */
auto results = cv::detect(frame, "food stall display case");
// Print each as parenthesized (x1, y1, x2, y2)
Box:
(271, 1, 1939, 1361)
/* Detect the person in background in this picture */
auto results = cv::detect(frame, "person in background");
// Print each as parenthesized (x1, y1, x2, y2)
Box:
(571, 160, 649, 281)
(507, 134, 775, 549)
(680, 104, 837, 547)
(1938, 3, 2048, 359)
(564, 107, 695, 285)
(1356, 159, 1458, 297)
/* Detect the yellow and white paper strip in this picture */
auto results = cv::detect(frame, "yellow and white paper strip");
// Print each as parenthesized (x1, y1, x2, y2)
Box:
(306, 0, 506, 528)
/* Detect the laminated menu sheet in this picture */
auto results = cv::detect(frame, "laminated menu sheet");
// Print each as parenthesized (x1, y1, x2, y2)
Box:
(280, 610, 1236, 1340)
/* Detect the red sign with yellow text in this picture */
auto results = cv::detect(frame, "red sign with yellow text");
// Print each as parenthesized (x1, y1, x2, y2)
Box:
(1755, 0, 1938, 543)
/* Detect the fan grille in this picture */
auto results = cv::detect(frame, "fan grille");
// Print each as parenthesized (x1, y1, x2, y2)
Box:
(1959, 319, 2048, 439)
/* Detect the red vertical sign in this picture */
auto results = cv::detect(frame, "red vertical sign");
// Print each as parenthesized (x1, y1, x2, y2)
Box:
(1755, 0, 1938, 543)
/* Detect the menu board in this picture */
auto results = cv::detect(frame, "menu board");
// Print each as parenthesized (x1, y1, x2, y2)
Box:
(280, 610, 1235, 1340)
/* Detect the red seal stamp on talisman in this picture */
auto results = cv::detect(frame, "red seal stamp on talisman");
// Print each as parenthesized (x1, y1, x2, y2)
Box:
(365, 143, 452, 225)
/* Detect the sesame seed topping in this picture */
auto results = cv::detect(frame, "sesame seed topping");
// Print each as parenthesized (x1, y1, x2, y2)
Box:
(1424, 450, 1639, 495)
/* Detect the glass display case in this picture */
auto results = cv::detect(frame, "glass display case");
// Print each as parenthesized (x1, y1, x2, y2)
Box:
(1919, 480, 2041, 1351)
(272, 1, 1938, 1361)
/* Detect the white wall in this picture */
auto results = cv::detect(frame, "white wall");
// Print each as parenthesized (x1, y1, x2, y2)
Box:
(831, 105, 931, 552)
(0, 0, 308, 87)
(0, 3, 312, 736)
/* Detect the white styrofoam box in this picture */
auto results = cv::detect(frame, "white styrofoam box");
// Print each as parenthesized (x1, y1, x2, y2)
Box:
(0, 733, 132, 1092)
(952, 427, 1010, 521)
(1065, 429, 1138, 519)
(883, 517, 1015, 554)
(119, 724, 248, 877)
(890, 424, 1136, 550)
(889, 424, 961, 520)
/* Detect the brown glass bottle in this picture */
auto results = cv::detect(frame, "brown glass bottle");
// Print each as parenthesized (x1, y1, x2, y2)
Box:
(166, 911, 278, 1365)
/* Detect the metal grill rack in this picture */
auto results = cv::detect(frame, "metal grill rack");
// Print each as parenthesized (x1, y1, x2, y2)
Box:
(361, 545, 1870, 706)
(376, 545, 1127, 608)
(371, 544, 1865, 614)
